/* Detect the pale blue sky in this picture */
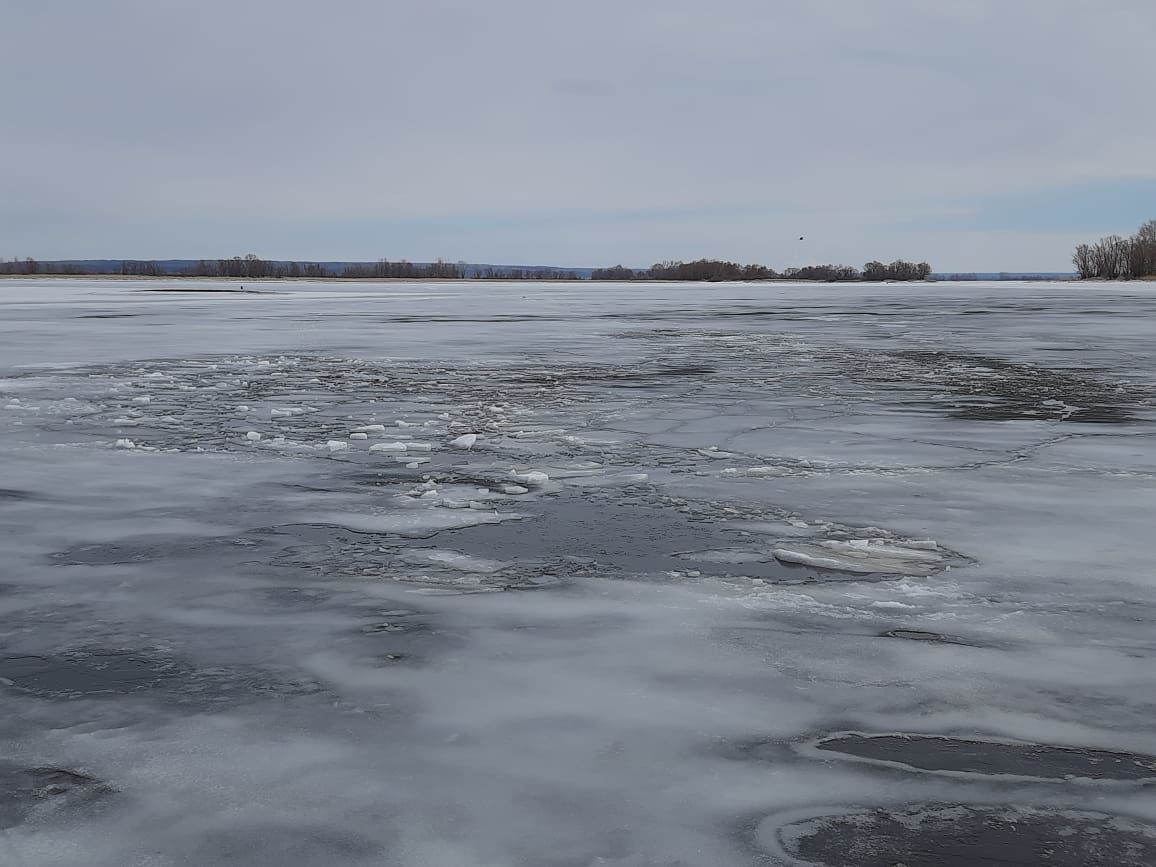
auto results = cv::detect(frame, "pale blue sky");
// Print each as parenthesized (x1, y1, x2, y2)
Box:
(2, 0, 1153, 271)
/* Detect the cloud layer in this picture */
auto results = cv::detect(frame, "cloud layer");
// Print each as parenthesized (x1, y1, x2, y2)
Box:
(3, 0, 1154, 269)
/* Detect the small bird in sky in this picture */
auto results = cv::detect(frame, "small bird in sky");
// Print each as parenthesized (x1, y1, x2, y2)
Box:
(798, 236, 805, 241)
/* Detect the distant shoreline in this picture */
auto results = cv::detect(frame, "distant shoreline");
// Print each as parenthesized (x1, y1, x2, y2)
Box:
(0, 274, 1080, 285)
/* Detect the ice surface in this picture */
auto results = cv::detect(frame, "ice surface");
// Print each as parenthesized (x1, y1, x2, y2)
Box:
(2, 278, 1156, 866)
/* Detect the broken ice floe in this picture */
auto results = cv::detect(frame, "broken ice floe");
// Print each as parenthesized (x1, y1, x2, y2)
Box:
(772, 539, 947, 576)
(509, 470, 550, 487)
(396, 548, 510, 573)
(315, 508, 524, 538)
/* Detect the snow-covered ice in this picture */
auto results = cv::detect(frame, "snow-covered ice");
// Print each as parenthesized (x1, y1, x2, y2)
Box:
(2, 277, 1156, 866)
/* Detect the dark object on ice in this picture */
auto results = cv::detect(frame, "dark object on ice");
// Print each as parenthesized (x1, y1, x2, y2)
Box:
(813, 732, 1156, 781)
(759, 804, 1156, 866)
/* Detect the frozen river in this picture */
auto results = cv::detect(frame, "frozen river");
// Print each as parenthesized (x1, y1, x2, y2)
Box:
(2, 277, 1156, 865)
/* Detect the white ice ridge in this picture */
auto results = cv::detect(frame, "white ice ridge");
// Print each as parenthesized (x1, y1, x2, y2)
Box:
(772, 538, 945, 575)
(397, 548, 510, 573)
(510, 470, 550, 487)
(369, 441, 431, 453)
(316, 508, 524, 538)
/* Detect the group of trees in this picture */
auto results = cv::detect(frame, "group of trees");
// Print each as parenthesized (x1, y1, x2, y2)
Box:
(863, 260, 933, 281)
(782, 264, 861, 281)
(0, 257, 53, 275)
(1073, 220, 1156, 280)
(190, 255, 327, 279)
(338, 259, 464, 279)
(593, 260, 776, 281)
(475, 267, 582, 280)
(592, 258, 932, 282)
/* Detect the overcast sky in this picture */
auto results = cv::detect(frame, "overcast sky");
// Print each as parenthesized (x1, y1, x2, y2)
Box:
(3, 0, 1154, 271)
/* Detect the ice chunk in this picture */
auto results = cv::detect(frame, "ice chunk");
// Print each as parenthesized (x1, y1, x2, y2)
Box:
(316, 508, 523, 538)
(327, 440, 349, 452)
(773, 539, 946, 575)
(354, 424, 387, 433)
(245, 431, 262, 442)
(450, 433, 478, 449)
(131, 396, 151, 404)
(501, 484, 530, 495)
(114, 438, 136, 449)
(369, 442, 408, 452)
(398, 549, 510, 573)
(404, 442, 434, 452)
(510, 470, 550, 487)
(350, 433, 368, 440)
(676, 548, 768, 564)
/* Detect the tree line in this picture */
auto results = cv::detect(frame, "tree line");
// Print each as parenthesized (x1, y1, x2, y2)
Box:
(0, 255, 462, 280)
(474, 267, 582, 280)
(592, 258, 931, 282)
(1073, 220, 1156, 280)
(2, 254, 934, 282)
